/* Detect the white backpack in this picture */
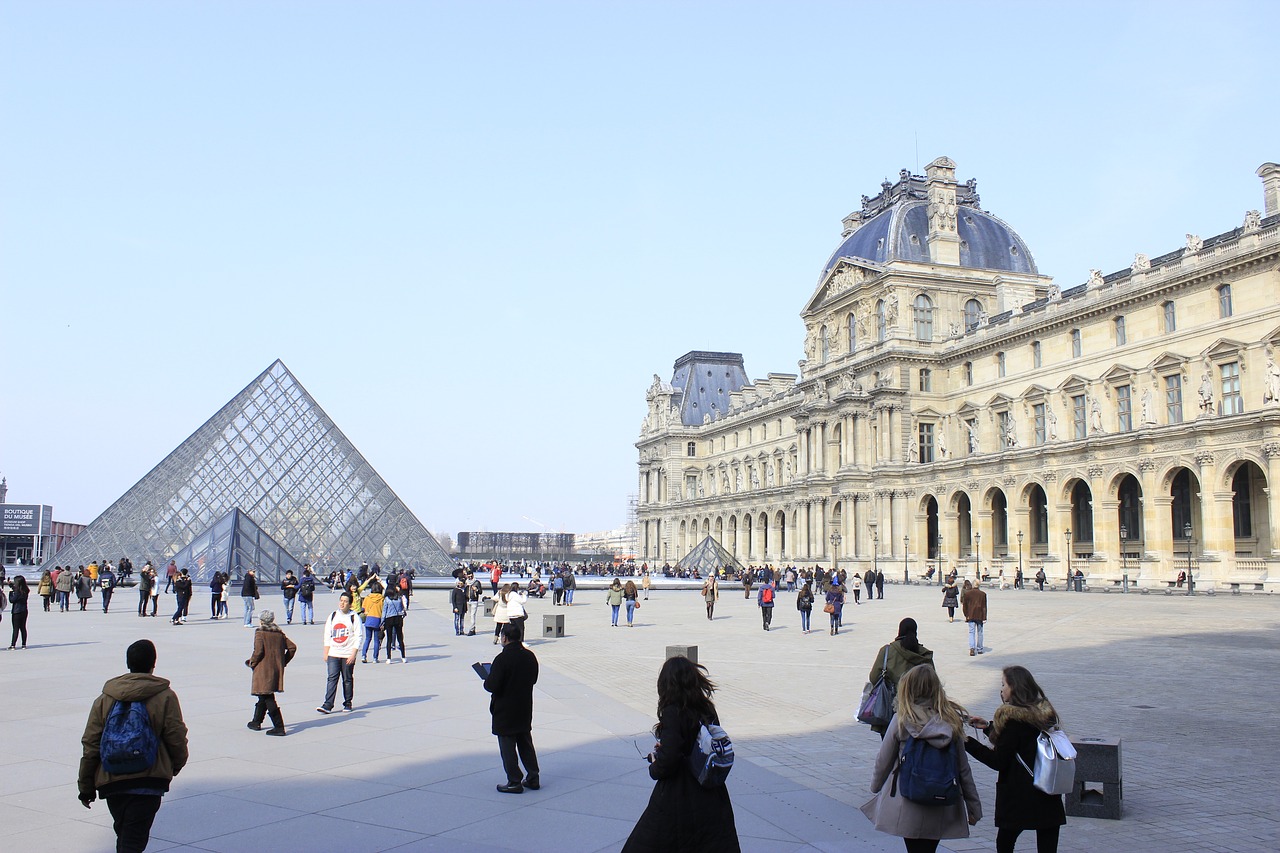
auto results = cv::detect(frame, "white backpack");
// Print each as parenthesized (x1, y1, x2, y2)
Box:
(1016, 727, 1077, 796)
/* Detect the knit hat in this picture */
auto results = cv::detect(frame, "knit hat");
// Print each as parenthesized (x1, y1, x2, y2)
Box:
(259, 610, 276, 627)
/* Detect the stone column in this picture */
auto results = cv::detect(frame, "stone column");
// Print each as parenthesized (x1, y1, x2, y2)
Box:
(1264, 442, 1280, 558)
(798, 428, 810, 478)
(975, 509, 993, 571)
(1089, 465, 1117, 566)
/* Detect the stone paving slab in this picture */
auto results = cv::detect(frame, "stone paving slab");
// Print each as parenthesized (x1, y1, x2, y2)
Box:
(2, 580, 1277, 851)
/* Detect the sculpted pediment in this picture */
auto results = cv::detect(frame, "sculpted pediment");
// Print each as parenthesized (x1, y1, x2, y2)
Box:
(1100, 364, 1140, 384)
(1146, 352, 1188, 374)
(805, 260, 884, 313)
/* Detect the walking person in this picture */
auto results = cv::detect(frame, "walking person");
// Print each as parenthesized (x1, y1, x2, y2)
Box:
(38, 568, 53, 612)
(876, 568, 886, 600)
(624, 579, 640, 627)
(824, 581, 845, 635)
(606, 578, 624, 626)
(76, 569, 94, 611)
(1034, 568, 1046, 592)
(451, 575, 469, 635)
(8, 575, 30, 649)
(56, 565, 74, 611)
(852, 572, 863, 604)
(867, 618, 936, 738)
(860, 665, 982, 853)
(360, 579, 385, 664)
(317, 592, 359, 714)
(492, 583, 512, 645)
(280, 569, 299, 625)
(240, 568, 259, 627)
(507, 582, 528, 641)
(381, 583, 407, 663)
(961, 580, 988, 656)
(466, 573, 483, 635)
(642, 570, 651, 600)
(797, 579, 814, 634)
(164, 560, 177, 594)
(298, 567, 316, 625)
(942, 577, 960, 622)
(563, 569, 576, 605)
(965, 666, 1067, 853)
(485, 622, 541, 794)
(171, 569, 192, 625)
(245, 610, 297, 736)
(78, 640, 189, 853)
(99, 564, 117, 613)
(136, 568, 152, 617)
(551, 571, 564, 606)
(702, 575, 719, 620)
(622, 655, 740, 852)
(757, 577, 776, 631)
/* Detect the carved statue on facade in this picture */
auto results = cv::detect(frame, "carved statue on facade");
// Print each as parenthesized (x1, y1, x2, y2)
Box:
(1265, 347, 1280, 405)
(734, 469, 742, 493)
(908, 435, 919, 463)
(1004, 415, 1019, 448)
(1132, 253, 1151, 273)
(1088, 268, 1104, 289)
(937, 421, 949, 459)
(1244, 209, 1262, 233)
(804, 328, 817, 364)
(1198, 371, 1215, 415)
(855, 298, 871, 338)
(784, 456, 794, 482)
(722, 470, 731, 493)
(1048, 285, 1061, 302)
(1089, 396, 1104, 434)
(750, 467, 760, 490)
(1141, 387, 1157, 424)
(1046, 405, 1059, 441)
(947, 321, 961, 339)
(1185, 233, 1203, 254)
(884, 290, 899, 326)
(766, 462, 775, 487)
(967, 420, 980, 454)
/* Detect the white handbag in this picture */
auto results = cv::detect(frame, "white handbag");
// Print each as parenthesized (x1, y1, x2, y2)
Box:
(1017, 727, 1077, 795)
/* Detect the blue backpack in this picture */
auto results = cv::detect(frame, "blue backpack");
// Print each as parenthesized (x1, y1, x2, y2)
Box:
(100, 700, 159, 775)
(896, 736, 960, 806)
(688, 721, 734, 787)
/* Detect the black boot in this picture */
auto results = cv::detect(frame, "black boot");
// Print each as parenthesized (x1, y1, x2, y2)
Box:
(266, 706, 286, 736)
(248, 700, 267, 731)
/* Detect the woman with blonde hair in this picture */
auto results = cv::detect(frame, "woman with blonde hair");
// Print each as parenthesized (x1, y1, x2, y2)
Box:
(861, 664, 982, 853)
(492, 583, 511, 644)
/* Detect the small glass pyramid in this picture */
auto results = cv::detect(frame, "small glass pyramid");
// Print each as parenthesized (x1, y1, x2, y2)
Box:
(677, 536, 745, 576)
(170, 507, 302, 585)
(46, 360, 456, 576)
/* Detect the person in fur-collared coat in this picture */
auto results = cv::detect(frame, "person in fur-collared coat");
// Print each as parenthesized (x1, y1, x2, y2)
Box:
(246, 610, 297, 736)
(965, 666, 1067, 853)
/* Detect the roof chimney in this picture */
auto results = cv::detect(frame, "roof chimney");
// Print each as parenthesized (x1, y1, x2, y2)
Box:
(925, 156, 961, 265)
(1258, 162, 1280, 218)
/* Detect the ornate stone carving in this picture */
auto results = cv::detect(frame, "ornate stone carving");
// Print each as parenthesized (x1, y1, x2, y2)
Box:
(1003, 414, 1019, 449)
(1138, 458, 1157, 473)
(1194, 450, 1215, 467)
(1244, 209, 1262, 233)
(1185, 233, 1203, 254)
(1048, 285, 1061, 302)
(1140, 387, 1157, 425)
(1264, 346, 1280, 406)
(1262, 441, 1280, 460)
(1046, 405, 1058, 441)
(1087, 268, 1105, 289)
(1197, 371, 1215, 416)
(1043, 471, 1058, 483)
(884, 289, 899, 325)
(937, 420, 950, 459)
(1089, 397, 1104, 435)
(1132, 253, 1151, 273)
(967, 420, 980, 454)
(1087, 465, 1104, 479)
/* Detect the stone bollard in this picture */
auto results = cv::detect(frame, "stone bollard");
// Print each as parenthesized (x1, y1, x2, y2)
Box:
(1065, 737, 1123, 819)
(542, 613, 564, 638)
(665, 644, 698, 664)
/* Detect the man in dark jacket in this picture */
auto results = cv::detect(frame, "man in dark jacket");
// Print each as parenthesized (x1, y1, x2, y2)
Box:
(450, 576, 468, 635)
(240, 567, 259, 627)
(484, 623, 540, 793)
(962, 580, 989, 656)
(79, 639, 189, 853)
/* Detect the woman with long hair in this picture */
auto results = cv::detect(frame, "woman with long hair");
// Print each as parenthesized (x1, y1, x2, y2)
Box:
(861, 664, 982, 853)
(492, 583, 511, 644)
(824, 582, 845, 635)
(606, 578, 624, 626)
(942, 577, 960, 622)
(623, 580, 639, 627)
(796, 580, 814, 634)
(701, 575, 718, 620)
(381, 583, 407, 663)
(8, 575, 30, 649)
(506, 582, 528, 641)
(965, 666, 1067, 853)
(37, 569, 53, 612)
(623, 656, 740, 852)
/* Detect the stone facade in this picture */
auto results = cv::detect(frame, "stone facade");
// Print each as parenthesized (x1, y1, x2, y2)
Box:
(637, 158, 1280, 591)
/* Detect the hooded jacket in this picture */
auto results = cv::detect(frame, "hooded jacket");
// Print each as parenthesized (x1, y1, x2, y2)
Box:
(861, 711, 982, 840)
(867, 640, 935, 734)
(965, 700, 1067, 829)
(78, 673, 189, 800)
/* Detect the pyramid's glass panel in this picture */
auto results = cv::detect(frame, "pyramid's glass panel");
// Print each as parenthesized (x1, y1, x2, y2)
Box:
(170, 508, 302, 585)
(46, 361, 457, 577)
(677, 536, 745, 575)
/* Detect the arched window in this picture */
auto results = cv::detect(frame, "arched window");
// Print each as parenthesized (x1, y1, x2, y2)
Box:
(1071, 481, 1094, 543)
(913, 294, 934, 341)
(1030, 485, 1049, 545)
(819, 325, 829, 363)
(847, 312, 857, 353)
(964, 299, 983, 331)
(876, 299, 887, 342)
(1118, 475, 1142, 541)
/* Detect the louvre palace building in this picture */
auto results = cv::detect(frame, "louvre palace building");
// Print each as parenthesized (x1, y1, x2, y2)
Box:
(636, 157, 1280, 592)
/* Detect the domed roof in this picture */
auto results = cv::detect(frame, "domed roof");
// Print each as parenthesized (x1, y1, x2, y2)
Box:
(819, 169, 1037, 281)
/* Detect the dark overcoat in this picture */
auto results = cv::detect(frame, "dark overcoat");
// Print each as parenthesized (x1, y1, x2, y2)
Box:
(964, 702, 1067, 830)
(622, 704, 740, 852)
(247, 628, 297, 695)
(484, 641, 538, 735)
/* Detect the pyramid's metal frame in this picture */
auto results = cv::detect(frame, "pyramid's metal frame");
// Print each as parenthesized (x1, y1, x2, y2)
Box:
(169, 507, 303, 585)
(677, 535, 745, 575)
(46, 360, 456, 576)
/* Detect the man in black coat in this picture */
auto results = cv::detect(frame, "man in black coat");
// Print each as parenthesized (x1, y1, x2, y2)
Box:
(483, 623, 540, 793)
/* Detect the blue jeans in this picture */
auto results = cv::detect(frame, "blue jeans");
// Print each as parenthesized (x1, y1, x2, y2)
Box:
(283, 596, 295, 623)
(322, 655, 354, 710)
(361, 624, 383, 660)
(242, 596, 255, 625)
(610, 604, 620, 625)
(800, 608, 811, 631)
(299, 599, 314, 623)
(625, 600, 636, 624)
(454, 611, 465, 634)
(58, 590, 70, 611)
(968, 621, 984, 650)
(565, 588, 574, 604)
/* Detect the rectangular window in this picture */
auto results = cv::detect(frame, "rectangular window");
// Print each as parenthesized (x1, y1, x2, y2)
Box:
(997, 352, 1006, 377)
(1117, 384, 1132, 432)
(1033, 403, 1046, 445)
(918, 423, 934, 463)
(998, 410, 1013, 446)
(919, 368, 932, 392)
(1071, 329, 1082, 358)
(1163, 301, 1176, 333)
(687, 441, 696, 457)
(1218, 285, 1232, 318)
(1165, 374, 1183, 424)
(1115, 316, 1126, 345)
(1072, 394, 1087, 439)
(1220, 362, 1243, 415)
(964, 362, 973, 386)
(1032, 341, 1042, 368)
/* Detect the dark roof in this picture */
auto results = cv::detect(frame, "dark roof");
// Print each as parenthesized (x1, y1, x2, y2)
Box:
(671, 352, 748, 427)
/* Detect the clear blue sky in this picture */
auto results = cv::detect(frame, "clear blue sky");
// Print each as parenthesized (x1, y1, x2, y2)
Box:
(2, 1, 1276, 539)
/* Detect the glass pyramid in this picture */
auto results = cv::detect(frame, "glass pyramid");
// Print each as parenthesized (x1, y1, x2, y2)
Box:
(170, 508, 302, 585)
(46, 360, 456, 577)
(677, 536, 745, 575)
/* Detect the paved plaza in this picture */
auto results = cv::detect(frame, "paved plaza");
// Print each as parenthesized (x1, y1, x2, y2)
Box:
(3, 577, 1277, 852)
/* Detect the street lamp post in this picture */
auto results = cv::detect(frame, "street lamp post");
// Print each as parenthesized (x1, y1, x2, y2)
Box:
(1065, 528, 1073, 590)
(1120, 524, 1129, 593)
(974, 531, 982, 581)
(1184, 522, 1194, 596)
(872, 531, 879, 583)
(937, 533, 944, 586)
(1017, 530, 1024, 588)
(830, 531, 841, 581)
(903, 535, 910, 585)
